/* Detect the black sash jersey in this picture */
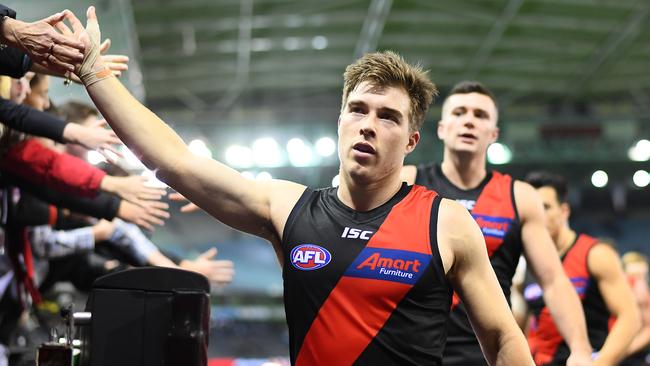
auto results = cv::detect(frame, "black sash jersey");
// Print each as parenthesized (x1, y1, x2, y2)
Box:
(525, 234, 609, 365)
(416, 163, 522, 365)
(281, 183, 451, 366)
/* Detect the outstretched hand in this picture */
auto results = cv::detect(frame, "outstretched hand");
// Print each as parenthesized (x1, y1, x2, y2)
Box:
(62, 118, 122, 160)
(106, 175, 168, 207)
(168, 192, 201, 213)
(2, 10, 85, 74)
(117, 199, 170, 231)
(181, 248, 235, 285)
(54, 18, 128, 80)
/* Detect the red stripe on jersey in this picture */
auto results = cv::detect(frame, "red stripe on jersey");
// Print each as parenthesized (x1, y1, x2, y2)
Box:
(527, 234, 598, 364)
(295, 186, 437, 366)
(471, 171, 515, 256)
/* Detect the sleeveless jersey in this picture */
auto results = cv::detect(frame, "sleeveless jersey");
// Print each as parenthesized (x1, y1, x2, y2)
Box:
(282, 183, 451, 366)
(415, 163, 522, 365)
(525, 234, 609, 365)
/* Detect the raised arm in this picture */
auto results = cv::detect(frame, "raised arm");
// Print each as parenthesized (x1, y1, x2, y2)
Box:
(70, 7, 304, 244)
(588, 244, 640, 366)
(439, 198, 533, 366)
(516, 181, 593, 365)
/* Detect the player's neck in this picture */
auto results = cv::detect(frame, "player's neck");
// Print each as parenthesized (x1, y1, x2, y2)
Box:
(337, 173, 403, 212)
(556, 227, 577, 256)
(441, 151, 488, 190)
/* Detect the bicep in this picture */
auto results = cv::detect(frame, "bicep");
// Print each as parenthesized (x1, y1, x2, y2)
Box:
(161, 154, 305, 241)
(590, 245, 637, 317)
(442, 200, 513, 337)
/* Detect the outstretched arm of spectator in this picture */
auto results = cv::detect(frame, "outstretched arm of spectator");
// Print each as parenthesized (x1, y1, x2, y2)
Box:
(0, 9, 84, 75)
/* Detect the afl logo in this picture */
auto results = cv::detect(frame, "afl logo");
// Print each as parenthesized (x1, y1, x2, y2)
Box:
(291, 244, 332, 271)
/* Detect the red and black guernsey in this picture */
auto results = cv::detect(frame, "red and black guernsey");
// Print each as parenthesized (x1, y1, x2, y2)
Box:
(416, 163, 522, 365)
(524, 234, 609, 366)
(281, 183, 451, 366)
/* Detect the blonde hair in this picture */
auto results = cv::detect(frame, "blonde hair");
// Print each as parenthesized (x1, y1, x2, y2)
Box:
(622, 251, 648, 267)
(341, 50, 437, 132)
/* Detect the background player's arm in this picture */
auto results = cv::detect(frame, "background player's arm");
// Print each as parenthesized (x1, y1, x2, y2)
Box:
(516, 181, 594, 363)
(625, 279, 650, 356)
(439, 199, 533, 366)
(588, 244, 640, 366)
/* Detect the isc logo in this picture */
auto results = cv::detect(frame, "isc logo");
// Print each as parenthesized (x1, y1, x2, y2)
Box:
(341, 227, 373, 240)
(291, 244, 332, 271)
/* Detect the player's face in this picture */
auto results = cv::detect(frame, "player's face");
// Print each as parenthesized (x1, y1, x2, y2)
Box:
(338, 81, 419, 185)
(536, 186, 569, 243)
(438, 92, 498, 157)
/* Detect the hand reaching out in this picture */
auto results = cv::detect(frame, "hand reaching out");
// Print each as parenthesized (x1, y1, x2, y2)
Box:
(1, 10, 85, 74)
(168, 192, 201, 213)
(116, 199, 170, 231)
(102, 175, 168, 207)
(62, 118, 122, 159)
(180, 248, 235, 285)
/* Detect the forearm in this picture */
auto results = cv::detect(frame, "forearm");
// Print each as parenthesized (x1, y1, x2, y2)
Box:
(627, 327, 650, 356)
(491, 329, 535, 366)
(86, 76, 188, 173)
(597, 310, 641, 365)
(29, 225, 94, 258)
(0, 99, 67, 141)
(542, 275, 592, 353)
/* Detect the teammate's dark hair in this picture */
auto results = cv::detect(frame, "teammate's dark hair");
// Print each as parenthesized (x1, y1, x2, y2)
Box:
(525, 171, 568, 203)
(448, 81, 497, 108)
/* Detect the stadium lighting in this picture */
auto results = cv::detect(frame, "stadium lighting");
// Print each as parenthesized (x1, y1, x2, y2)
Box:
(628, 139, 650, 162)
(331, 174, 340, 187)
(315, 137, 336, 157)
(311, 36, 328, 50)
(487, 143, 512, 165)
(591, 170, 608, 188)
(256, 171, 273, 180)
(188, 139, 212, 158)
(252, 138, 282, 167)
(225, 145, 253, 168)
(286, 138, 314, 167)
(633, 170, 650, 188)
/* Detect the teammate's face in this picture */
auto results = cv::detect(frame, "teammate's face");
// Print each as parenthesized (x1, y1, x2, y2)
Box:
(536, 186, 570, 243)
(24, 75, 50, 111)
(338, 81, 419, 184)
(438, 92, 498, 156)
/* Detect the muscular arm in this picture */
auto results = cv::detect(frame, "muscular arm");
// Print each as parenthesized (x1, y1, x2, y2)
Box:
(84, 64, 304, 245)
(588, 244, 640, 365)
(626, 283, 650, 356)
(517, 181, 593, 361)
(440, 199, 533, 366)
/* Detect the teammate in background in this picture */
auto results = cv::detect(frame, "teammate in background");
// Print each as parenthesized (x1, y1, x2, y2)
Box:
(620, 251, 650, 366)
(62, 8, 535, 365)
(400, 81, 593, 366)
(519, 171, 639, 365)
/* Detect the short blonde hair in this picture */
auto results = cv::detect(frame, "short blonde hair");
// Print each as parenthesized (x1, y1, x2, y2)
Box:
(622, 251, 648, 267)
(341, 50, 437, 132)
